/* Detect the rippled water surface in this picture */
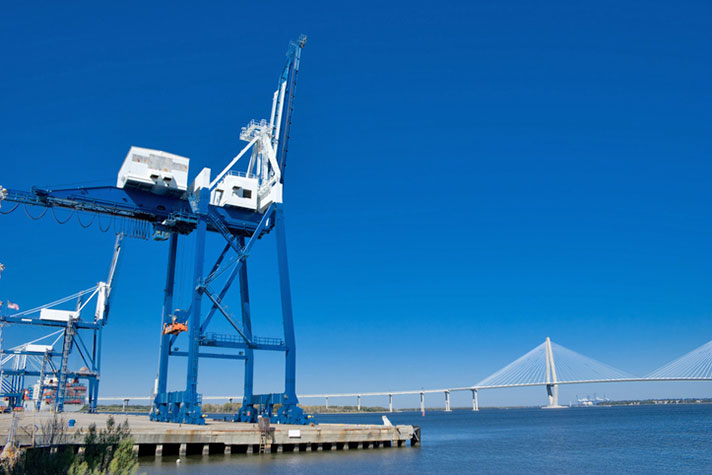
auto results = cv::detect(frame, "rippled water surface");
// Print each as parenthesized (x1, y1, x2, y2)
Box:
(140, 405, 712, 474)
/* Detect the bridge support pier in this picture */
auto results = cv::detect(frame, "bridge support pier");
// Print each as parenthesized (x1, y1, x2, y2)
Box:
(444, 391, 451, 412)
(471, 389, 479, 411)
(325, 396, 328, 410)
(357, 395, 361, 411)
(419, 392, 425, 415)
(389, 394, 393, 413)
(546, 384, 559, 407)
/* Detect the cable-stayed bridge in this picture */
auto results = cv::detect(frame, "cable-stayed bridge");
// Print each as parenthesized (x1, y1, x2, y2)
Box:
(102, 337, 712, 412)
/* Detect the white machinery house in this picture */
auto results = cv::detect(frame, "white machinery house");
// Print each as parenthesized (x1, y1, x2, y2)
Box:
(114, 74, 289, 214)
(209, 115, 285, 213)
(116, 146, 190, 195)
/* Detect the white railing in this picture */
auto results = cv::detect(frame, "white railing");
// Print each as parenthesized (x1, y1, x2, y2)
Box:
(226, 170, 257, 179)
(239, 119, 269, 141)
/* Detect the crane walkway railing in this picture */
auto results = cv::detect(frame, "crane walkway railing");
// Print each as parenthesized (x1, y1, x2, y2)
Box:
(201, 332, 283, 347)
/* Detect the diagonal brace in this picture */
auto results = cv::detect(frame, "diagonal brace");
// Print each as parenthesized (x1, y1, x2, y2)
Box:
(207, 242, 233, 279)
(201, 287, 253, 347)
(204, 205, 273, 286)
(200, 265, 240, 334)
(71, 332, 94, 368)
(207, 211, 242, 255)
(200, 206, 275, 334)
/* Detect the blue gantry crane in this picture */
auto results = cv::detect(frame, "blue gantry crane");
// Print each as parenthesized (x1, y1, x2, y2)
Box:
(0, 36, 308, 425)
(0, 235, 122, 413)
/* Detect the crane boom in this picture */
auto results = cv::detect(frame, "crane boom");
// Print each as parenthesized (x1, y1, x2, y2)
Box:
(95, 233, 123, 323)
(276, 35, 307, 182)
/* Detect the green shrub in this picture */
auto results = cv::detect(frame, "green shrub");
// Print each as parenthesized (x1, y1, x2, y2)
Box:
(2, 416, 137, 475)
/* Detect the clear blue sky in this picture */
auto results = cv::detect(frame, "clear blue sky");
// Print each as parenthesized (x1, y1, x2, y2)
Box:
(1, 1, 711, 407)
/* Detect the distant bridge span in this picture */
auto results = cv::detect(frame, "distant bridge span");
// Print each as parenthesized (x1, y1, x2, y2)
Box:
(102, 337, 712, 412)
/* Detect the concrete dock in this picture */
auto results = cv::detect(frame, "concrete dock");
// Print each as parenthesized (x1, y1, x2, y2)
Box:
(0, 413, 420, 457)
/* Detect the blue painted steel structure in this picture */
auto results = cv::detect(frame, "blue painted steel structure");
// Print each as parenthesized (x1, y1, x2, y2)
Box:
(0, 234, 121, 412)
(0, 36, 308, 425)
(0, 273, 116, 413)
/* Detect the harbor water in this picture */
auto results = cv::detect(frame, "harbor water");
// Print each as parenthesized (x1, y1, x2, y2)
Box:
(139, 404, 712, 474)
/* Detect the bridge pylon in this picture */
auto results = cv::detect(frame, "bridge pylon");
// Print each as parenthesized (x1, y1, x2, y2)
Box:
(544, 337, 564, 409)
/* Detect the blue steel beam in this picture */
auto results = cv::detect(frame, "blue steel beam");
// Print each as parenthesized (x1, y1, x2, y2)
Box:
(200, 287, 252, 345)
(0, 316, 101, 330)
(206, 242, 233, 282)
(71, 331, 94, 368)
(206, 211, 243, 254)
(90, 325, 103, 412)
(169, 351, 246, 360)
(1, 369, 97, 378)
(2, 186, 270, 237)
(154, 232, 178, 422)
(4, 187, 193, 228)
(235, 204, 307, 425)
(238, 236, 255, 405)
(203, 204, 274, 286)
(199, 339, 285, 352)
(275, 204, 297, 404)
(183, 187, 210, 425)
(199, 206, 274, 335)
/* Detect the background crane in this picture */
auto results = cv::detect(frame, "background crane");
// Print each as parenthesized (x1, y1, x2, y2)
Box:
(0, 234, 122, 413)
